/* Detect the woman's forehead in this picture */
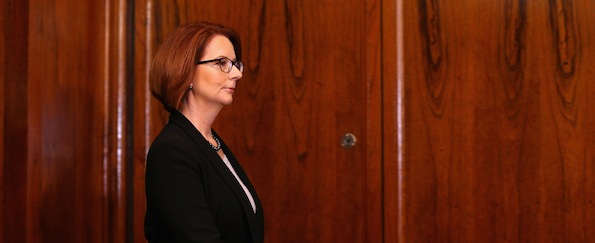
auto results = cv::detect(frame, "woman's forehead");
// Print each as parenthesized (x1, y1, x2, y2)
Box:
(203, 35, 236, 59)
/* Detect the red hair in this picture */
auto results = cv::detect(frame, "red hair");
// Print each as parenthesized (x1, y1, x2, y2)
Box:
(149, 21, 242, 112)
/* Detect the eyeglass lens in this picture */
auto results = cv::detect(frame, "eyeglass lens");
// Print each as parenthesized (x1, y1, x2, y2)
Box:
(218, 58, 243, 73)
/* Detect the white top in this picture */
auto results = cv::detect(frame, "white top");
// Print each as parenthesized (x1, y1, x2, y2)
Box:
(222, 154, 257, 213)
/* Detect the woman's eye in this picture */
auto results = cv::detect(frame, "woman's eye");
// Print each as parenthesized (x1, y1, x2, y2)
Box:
(218, 59, 231, 66)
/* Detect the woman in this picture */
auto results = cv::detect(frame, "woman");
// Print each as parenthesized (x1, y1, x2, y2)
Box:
(145, 21, 264, 243)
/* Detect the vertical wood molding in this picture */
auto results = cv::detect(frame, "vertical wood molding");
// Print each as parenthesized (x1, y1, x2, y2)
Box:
(133, 0, 150, 240)
(133, 0, 171, 242)
(104, 0, 129, 241)
(2, 0, 29, 242)
(382, 0, 401, 242)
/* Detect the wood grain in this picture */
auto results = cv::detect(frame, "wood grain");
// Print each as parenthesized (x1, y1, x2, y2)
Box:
(392, 0, 595, 242)
(5, 0, 592, 242)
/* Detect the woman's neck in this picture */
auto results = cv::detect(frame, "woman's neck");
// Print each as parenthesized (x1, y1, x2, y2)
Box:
(179, 103, 222, 138)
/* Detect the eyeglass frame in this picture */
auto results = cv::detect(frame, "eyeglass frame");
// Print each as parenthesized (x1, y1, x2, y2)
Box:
(196, 57, 244, 73)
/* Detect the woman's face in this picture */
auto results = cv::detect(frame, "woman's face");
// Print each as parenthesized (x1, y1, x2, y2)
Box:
(192, 35, 242, 107)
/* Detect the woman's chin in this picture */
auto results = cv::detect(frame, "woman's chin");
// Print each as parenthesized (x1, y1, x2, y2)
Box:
(222, 98, 233, 106)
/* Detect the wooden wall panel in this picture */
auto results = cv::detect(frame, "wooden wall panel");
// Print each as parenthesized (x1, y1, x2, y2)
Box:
(390, 0, 595, 242)
(2, 0, 130, 242)
(134, 0, 382, 242)
(28, 0, 130, 241)
(8, 0, 593, 241)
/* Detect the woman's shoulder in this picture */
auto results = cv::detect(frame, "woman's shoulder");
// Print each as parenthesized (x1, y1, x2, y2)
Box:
(148, 121, 196, 155)
(146, 126, 206, 175)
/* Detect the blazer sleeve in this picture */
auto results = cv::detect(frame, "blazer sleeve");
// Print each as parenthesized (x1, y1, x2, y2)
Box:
(145, 138, 224, 243)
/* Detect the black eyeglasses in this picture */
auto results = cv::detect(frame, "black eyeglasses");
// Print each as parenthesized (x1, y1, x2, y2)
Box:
(196, 57, 244, 73)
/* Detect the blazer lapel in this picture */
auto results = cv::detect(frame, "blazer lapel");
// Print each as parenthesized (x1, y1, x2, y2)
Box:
(218, 141, 265, 242)
(219, 140, 263, 213)
(169, 111, 260, 221)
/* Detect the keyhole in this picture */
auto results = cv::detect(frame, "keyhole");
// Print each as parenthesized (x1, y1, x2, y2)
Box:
(341, 133, 357, 149)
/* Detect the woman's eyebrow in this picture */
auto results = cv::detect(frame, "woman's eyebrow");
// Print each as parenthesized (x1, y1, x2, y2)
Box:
(215, 55, 237, 61)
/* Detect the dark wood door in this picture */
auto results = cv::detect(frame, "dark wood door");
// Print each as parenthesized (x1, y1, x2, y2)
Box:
(383, 0, 595, 242)
(133, 0, 382, 242)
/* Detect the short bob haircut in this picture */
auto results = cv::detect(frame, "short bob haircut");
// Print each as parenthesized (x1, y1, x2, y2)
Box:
(149, 21, 242, 112)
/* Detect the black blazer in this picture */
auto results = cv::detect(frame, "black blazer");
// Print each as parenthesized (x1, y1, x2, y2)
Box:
(145, 111, 264, 243)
